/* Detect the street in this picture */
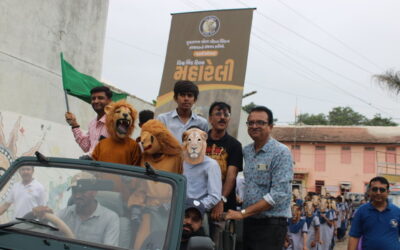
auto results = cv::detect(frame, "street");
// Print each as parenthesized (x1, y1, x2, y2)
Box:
(335, 238, 348, 250)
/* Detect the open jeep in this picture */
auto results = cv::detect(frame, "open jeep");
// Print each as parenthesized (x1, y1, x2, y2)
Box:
(0, 153, 213, 250)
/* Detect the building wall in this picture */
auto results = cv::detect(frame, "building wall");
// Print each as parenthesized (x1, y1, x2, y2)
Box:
(0, 0, 153, 163)
(286, 142, 397, 196)
(0, 0, 110, 126)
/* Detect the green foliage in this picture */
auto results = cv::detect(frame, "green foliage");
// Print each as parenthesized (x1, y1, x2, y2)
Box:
(328, 106, 367, 125)
(363, 114, 397, 126)
(294, 106, 397, 126)
(296, 113, 328, 125)
(242, 102, 257, 113)
(242, 102, 278, 123)
(373, 69, 400, 94)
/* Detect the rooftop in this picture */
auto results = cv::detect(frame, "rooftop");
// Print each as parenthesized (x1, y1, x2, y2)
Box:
(272, 125, 400, 144)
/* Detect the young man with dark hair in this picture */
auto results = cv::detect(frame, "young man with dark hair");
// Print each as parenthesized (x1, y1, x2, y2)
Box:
(206, 101, 243, 247)
(138, 110, 154, 128)
(348, 176, 400, 250)
(225, 105, 293, 250)
(65, 86, 112, 155)
(157, 80, 208, 143)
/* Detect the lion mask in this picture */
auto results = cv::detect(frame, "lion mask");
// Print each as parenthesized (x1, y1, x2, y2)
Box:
(105, 100, 137, 141)
(140, 119, 181, 157)
(182, 128, 207, 165)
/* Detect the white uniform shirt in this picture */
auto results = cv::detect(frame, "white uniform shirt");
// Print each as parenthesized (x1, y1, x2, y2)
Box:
(6, 179, 46, 218)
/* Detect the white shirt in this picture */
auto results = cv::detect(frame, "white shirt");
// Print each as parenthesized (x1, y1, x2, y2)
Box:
(6, 179, 46, 218)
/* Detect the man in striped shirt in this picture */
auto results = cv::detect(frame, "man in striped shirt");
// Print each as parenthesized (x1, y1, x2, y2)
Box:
(65, 86, 112, 156)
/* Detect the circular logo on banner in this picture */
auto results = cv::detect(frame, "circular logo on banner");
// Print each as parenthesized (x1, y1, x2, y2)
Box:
(199, 16, 220, 37)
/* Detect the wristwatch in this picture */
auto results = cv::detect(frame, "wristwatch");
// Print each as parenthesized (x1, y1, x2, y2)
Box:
(241, 209, 246, 216)
(221, 195, 227, 203)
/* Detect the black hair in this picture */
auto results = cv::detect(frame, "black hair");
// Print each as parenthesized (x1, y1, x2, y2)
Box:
(139, 110, 154, 126)
(208, 101, 231, 116)
(173, 81, 199, 100)
(90, 86, 113, 99)
(249, 106, 274, 125)
(369, 176, 390, 190)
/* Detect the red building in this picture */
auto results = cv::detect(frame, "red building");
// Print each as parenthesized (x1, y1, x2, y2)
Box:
(271, 126, 400, 196)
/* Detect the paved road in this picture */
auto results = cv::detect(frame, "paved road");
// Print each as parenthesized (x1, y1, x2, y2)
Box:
(334, 238, 348, 250)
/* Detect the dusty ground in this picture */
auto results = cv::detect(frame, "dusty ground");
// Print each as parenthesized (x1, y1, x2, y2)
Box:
(334, 237, 348, 250)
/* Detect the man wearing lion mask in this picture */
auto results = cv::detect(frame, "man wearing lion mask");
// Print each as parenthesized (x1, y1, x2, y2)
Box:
(182, 127, 221, 211)
(92, 100, 141, 200)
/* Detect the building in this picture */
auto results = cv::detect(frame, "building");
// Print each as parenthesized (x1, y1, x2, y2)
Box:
(271, 125, 400, 196)
(0, 0, 153, 166)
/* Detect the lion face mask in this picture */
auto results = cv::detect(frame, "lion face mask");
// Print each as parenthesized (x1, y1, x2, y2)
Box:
(105, 100, 137, 141)
(182, 128, 207, 165)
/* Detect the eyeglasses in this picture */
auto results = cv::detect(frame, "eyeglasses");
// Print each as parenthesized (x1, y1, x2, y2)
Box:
(246, 120, 268, 127)
(213, 111, 231, 118)
(371, 187, 387, 193)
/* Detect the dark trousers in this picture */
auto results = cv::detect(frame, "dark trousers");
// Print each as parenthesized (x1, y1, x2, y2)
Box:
(243, 217, 287, 250)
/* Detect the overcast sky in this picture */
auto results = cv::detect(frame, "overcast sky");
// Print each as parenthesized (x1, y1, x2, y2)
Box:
(102, 0, 400, 125)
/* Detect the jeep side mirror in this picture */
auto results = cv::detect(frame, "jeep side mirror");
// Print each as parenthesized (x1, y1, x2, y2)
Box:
(187, 236, 215, 250)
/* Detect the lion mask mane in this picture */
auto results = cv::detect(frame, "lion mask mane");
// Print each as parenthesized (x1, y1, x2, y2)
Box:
(140, 119, 181, 156)
(105, 100, 137, 141)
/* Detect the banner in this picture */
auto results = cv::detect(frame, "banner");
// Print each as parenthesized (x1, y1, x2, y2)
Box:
(156, 8, 254, 136)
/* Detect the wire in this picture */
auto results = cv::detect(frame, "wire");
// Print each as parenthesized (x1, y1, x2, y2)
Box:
(0, 50, 61, 77)
(252, 28, 371, 91)
(275, 0, 384, 71)
(0, 49, 63, 92)
(235, 0, 375, 75)
(106, 36, 163, 57)
(250, 33, 396, 117)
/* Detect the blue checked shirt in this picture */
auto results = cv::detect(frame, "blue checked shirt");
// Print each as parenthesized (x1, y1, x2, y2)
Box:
(243, 137, 293, 218)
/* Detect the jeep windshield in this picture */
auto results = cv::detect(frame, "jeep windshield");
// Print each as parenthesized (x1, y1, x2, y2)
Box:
(0, 156, 185, 250)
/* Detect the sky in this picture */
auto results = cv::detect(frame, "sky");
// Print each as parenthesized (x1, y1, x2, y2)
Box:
(102, 0, 400, 125)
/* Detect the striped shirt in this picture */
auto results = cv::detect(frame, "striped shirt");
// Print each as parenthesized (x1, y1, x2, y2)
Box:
(72, 115, 108, 154)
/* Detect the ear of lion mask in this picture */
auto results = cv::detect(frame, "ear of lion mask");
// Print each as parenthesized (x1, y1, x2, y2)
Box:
(105, 100, 137, 141)
(182, 128, 207, 165)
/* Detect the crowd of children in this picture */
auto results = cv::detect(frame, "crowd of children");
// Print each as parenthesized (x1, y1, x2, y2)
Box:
(283, 191, 355, 250)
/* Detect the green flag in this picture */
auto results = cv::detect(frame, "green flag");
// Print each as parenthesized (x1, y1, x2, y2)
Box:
(60, 53, 127, 104)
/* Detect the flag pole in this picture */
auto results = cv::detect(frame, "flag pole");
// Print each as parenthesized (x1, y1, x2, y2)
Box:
(60, 52, 70, 112)
(64, 91, 70, 112)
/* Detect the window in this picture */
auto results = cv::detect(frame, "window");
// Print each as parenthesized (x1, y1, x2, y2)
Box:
(315, 180, 325, 194)
(363, 146, 375, 174)
(315, 146, 326, 171)
(386, 147, 396, 164)
(291, 145, 301, 162)
(341, 146, 351, 164)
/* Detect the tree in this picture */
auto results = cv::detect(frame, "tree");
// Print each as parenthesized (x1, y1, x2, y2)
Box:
(295, 113, 328, 125)
(242, 102, 278, 123)
(242, 102, 257, 113)
(363, 114, 397, 126)
(293, 106, 397, 126)
(328, 106, 367, 125)
(373, 69, 400, 94)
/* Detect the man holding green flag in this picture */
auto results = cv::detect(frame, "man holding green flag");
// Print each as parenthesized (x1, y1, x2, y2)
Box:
(61, 53, 127, 156)
(65, 86, 111, 155)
